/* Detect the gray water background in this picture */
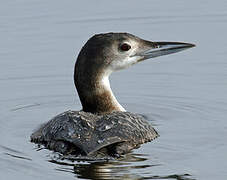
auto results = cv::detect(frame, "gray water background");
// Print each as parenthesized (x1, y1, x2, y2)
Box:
(0, 0, 227, 179)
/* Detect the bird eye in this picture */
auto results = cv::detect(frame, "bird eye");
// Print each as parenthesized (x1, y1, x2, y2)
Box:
(120, 43, 131, 51)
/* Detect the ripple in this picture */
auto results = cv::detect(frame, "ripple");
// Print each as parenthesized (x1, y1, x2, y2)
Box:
(0, 145, 32, 161)
(56, 13, 227, 25)
(10, 103, 41, 111)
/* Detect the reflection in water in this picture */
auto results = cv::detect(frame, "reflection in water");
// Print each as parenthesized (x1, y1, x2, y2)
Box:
(49, 153, 195, 180)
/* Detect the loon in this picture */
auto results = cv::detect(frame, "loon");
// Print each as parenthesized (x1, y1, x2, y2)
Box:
(31, 32, 195, 158)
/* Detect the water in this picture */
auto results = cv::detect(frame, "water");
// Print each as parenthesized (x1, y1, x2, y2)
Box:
(1, 0, 227, 179)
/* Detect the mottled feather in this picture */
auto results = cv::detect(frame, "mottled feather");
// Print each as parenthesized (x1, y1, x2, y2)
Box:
(31, 111, 158, 157)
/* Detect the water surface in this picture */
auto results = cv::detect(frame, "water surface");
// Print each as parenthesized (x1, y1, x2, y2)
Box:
(1, 0, 227, 179)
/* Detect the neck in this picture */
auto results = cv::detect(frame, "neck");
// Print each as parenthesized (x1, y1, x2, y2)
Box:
(74, 65, 125, 114)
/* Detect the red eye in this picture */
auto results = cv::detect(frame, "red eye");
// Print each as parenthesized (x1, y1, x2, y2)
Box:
(120, 43, 131, 51)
